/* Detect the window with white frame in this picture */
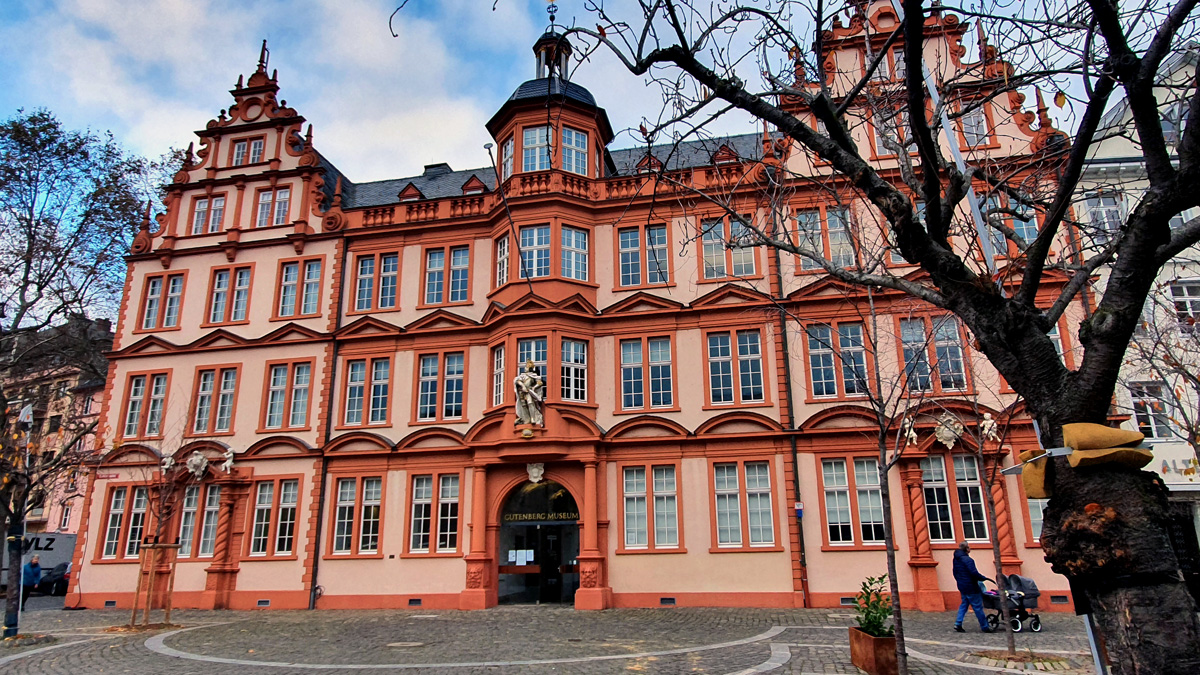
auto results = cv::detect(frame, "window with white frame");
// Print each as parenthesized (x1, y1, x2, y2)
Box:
(331, 477, 381, 555)
(822, 459, 853, 543)
(827, 208, 855, 268)
(807, 323, 868, 397)
(900, 318, 932, 392)
(208, 267, 251, 324)
(517, 337, 547, 378)
(932, 316, 967, 391)
(701, 219, 728, 278)
(620, 337, 673, 410)
(255, 187, 290, 228)
(197, 486, 221, 556)
(1170, 281, 1200, 327)
(561, 227, 588, 281)
(409, 474, 461, 554)
(193, 367, 237, 434)
(622, 465, 679, 549)
(125, 487, 147, 558)
(249, 478, 301, 556)
(713, 461, 774, 548)
(100, 488, 123, 559)
(232, 140, 247, 166)
(417, 352, 466, 421)
(491, 345, 506, 407)
(410, 475, 433, 552)
(437, 475, 460, 552)
(355, 255, 375, 311)
(278, 259, 322, 317)
(265, 362, 311, 429)
(250, 481, 275, 555)
(1130, 381, 1172, 439)
(249, 138, 264, 164)
(795, 210, 824, 270)
(1086, 194, 1123, 242)
(961, 105, 989, 146)
(563, 127, 588, 175)
(59, 501, 72, 530)
(124, 373, 168, 438)
(519, 225, 551, 278)
(618, 224, 669, 286)
(501, 136, 514, 180)
(177, 486, 200, 556)
(706, 330, 765, 405)
(344, 358, 389, 426)
(953, 455, 989, 541)
(191, 196, 225, 235)
(141, 273, 183, 330)
(1028, 498, 1048, 542)
(425, 247, 469, 305)
(495, 236, 510, 286)
(920, 456, 955, 542)
(378, 253, 399, 309)
(855, 458, 886, 543)
(522, 126, 552, 172)
(561, 339, 587, 402)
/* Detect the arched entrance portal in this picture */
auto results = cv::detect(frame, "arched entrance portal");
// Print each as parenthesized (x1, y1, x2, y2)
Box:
(498, 480, 580, 604)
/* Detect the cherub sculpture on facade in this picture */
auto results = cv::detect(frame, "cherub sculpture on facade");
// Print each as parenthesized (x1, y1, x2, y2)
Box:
(185, 451, 208, 480)
(979, 413, 1000, 442)
(220, 448, 235, 473)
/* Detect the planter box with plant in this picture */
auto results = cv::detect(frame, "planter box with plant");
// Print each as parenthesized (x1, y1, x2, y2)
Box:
(849, 574, 898, 675)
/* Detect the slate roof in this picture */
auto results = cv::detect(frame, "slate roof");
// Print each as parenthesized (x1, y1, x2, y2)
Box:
(508, 77, 598, 108)
(608, 132, 768, 176)
(325, 132, 769, 209)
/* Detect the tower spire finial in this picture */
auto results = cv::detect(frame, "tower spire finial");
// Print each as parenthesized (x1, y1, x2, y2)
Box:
(546, 1, 558, 28)
(258, 39, 269, 73)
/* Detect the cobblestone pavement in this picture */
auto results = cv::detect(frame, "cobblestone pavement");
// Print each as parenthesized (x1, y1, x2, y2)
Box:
(4, 599, 1097, 674)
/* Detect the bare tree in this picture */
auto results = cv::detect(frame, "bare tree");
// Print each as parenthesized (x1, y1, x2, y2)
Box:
(544, 0, 1200, 670)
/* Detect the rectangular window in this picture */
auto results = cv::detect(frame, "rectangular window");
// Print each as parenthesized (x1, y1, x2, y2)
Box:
(702, 217, 755, 279)
(855, 458, 885, 543)
(961, 105, 989, 146)
(1130, 382, 1172, 439)
(563, 127, 588, 175)
(620, 465, 685, 551)
(706, 330, 767, 404)
(344, 357, 390, 426)
(255, 187, 291, 228)
(1086, 194, 1123, 243)
(933, 316, 967, 391)
(712, 461, 775, 548)
(378, 253, 399, 309)
(561, 339, 587, 402)
(701, 219, 727, 279)
(621, 337, 673, 410)
(275, 479, 299, 555)
(807, 325, 838, 397)
(250, 481, 274, 555)
(1028, 498, 1048, 542)
(123, 373, 168, 438)
(232, 140, 247, 166)
(730, 218, 756, 276)
(192, 367, 237, 434)
(140, 273, 184, 330)
(561, 227, 588, 281)
(522, 126, 552, 172)
(501, 136, 514, 180)
(332, 476, 382, 555)
(177, 486, 199, 557)
(491, 345, 505, 407)
(437, 475, 460, 552)
(410, 475, 433, 552)
(617, 224, 669, 287)
(900, 318, 933, 392)
(208, 267, 251, 324)
(417, 352, 466, 421)
(795, 208, 852, 269)
(191, 196, 225, 235)
(424, 247, 469, 305)
(59, 502, 73, 530)
(102, 487, 127, 558)
(795, 209, 824, 270)
(355, 255, 376, 311)
(822, 459, 853, 543)
(517, 338, 548, 378)
(264, 361, 311, 429)
(196, 486, 221, 557)
(827, 208, 854, 268)
(495, 236, 510, 286)
(920, 456, 955, 542)
(1171, 281, 1200, 326)
(518, 226, 551, 278)
(249, 138, 264, 164)
(277, 259, 322, 318)
(953, 456, 989, 541)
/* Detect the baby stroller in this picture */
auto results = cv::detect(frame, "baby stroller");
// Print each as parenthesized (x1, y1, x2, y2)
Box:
(982, 574, 1042, 632)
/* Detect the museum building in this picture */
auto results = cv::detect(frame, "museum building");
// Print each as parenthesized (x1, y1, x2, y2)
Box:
(67, 3, 1082, 612)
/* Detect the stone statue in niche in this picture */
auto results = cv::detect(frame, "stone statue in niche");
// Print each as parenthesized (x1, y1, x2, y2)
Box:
(934, 412, 966, 450)
(514, 359, 545, 426)
(527, 463, 545, 483)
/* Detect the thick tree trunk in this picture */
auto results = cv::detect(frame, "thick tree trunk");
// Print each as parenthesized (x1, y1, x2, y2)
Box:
(980, 468, 1016, 654)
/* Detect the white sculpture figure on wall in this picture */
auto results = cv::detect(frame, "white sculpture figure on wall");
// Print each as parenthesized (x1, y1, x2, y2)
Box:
(934, 413, 966, 450)
(185, 451, 208, 479)
(900, 417, 919, 446)
(527, 463, 545, 483)
(220, 448, 235, 473)
(514, 359, 545, 426)
(161, 455, 175, 472)
(979, 413, 1000, 443)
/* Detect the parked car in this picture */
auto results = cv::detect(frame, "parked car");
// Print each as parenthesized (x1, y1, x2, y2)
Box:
(35, 562, 71, 596)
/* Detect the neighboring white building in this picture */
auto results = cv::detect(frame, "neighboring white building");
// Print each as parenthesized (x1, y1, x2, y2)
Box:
(1079, 42, 1200, 598)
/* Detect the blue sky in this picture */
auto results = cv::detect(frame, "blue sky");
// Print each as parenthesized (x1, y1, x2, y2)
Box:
(0, 0, 731, 182)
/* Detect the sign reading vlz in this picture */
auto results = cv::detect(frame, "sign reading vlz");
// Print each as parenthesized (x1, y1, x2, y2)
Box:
(25, 536, 58, 552)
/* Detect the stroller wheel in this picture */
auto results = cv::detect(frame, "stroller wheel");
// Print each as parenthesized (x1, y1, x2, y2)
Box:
(1029, 616, 1042, 632)
(1010, 617, 1024, 633)
(987, 614, 1000, 630)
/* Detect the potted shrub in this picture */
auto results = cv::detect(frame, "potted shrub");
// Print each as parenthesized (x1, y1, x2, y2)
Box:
(849, 574, 898, 675)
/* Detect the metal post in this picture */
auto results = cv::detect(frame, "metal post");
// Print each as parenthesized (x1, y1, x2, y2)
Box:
(1083, 614, 1108, 674)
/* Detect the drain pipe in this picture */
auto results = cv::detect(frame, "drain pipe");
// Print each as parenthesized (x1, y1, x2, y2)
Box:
(771, 246, 811, 606)
(310, 240, 349, 610)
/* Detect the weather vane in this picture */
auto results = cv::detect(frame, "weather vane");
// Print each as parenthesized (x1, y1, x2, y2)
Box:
(547, 1, 558, 27)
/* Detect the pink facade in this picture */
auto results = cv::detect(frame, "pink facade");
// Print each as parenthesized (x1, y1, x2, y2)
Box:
(69, 4, 1079, 612)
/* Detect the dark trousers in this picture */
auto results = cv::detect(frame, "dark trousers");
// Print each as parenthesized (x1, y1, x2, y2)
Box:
(20, 584, 34, 610)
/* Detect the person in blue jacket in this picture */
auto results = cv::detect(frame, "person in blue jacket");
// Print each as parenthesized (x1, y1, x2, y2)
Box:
(952, 542, 994, 633)
(21, 555, 41, 611)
